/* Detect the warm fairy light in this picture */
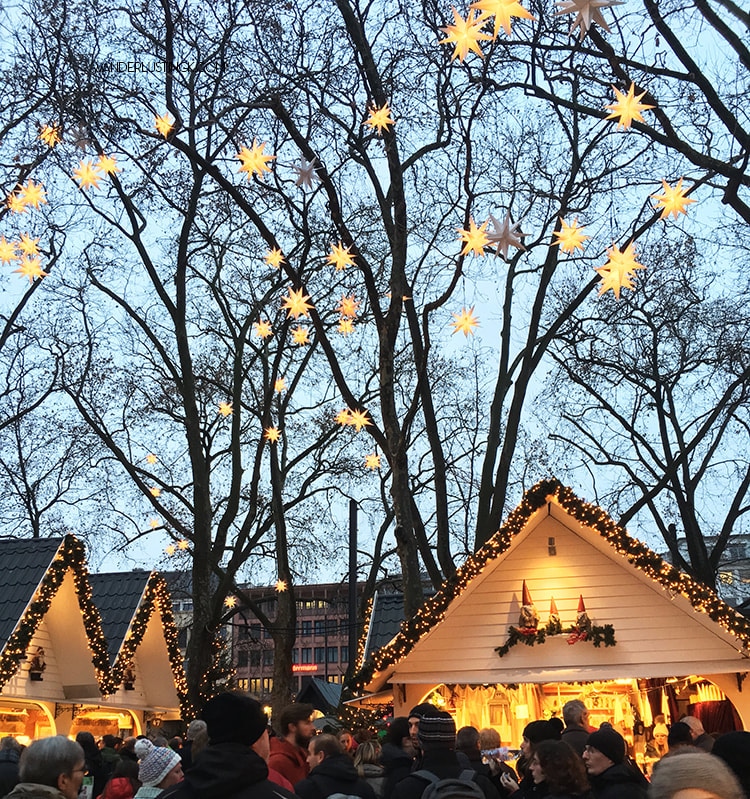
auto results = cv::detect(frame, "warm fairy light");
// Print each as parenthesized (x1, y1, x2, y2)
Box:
(218, 401, 233, 417)
(275, 580, 288, 592)
(224, 596, 238, 608)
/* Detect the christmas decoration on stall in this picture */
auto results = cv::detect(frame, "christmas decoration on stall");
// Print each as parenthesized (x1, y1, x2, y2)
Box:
(26, 646, 46, 681)
(548, 597, 562, 634)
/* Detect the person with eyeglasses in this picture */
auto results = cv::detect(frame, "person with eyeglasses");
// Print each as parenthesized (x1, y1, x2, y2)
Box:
(2, 735, 86, 799)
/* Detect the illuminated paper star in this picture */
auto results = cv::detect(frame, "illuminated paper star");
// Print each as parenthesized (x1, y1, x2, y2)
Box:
(265, 248, 285, 268)
(18, 180, 47, 209)
(97, 154, 121, 175)
(237, 139, 275, 180)
(282, 287, 313, 319)
(471, 0, 536, 37)
(146, 453, 158, 465)
(440, 7, 493, 61)
(327, 242, 356, 271)
(264, 426, 281, 442)
(348, 409, 372, 432)
(74, 160, 103, 189)
(275, 579, 288, 592)
(605, 83, 654, 129)
(177, 539, 189, 550)
(595, 243, 644, 299)
(457, 217, 490, 256)
(274, 377, 287, 392)
(365, 453, 381, 470)
(365, 103, 395, 134)
(218, 401, 233, 416)
(149, 486, 162, 497)
(18, 233, 40, 256)
(71, 124, 91, 150)
(651, 178, 696, 219)
(487, 212, 526, 259)
(291, 326, 310, 345)
(338, 318, 355, 335)
(254, 320, 273, 339)
(451, 306, 479, 336)
(0, 237, 19, 264)
(165, 544, 176, 556)
(6, 193, 26, 213)
(39, 124, 61, 147)
(14, 257, 47, 282)
(336, 409, 353, 425)
(337, 295, 360, 318)
(293, 157, 320, 188)
(554, 0, 623, 39)
(553, 217, 589, 253)
(148, 518, 160, 529)
(155, 113, 174, 137)
(224, 595, 238, 608)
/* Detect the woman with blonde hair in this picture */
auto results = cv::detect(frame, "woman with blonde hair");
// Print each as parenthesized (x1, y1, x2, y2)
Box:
(353, 740, 385, 799)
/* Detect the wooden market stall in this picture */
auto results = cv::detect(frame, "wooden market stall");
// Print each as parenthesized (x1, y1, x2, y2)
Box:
(352, 480, 750, 767)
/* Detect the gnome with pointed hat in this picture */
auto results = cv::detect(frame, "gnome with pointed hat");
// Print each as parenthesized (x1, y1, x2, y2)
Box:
(576, 594, 592, 632)
(547, 596, 562, 635)
(518, 581, 540, 631)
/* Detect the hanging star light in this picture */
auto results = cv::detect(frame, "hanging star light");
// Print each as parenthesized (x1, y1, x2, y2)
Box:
(71, 124, 91, 151)
(39, 125, 61, 147)
(553, 217, 589, 253)
(292, 156, 320, 188)
(18, 234, 40, 256)
(74, 160, 103, 190)
(451, 307, 479, 336)
(337, 295, 360, 318)
(150, 486, 162, 497)
(488, 212, 526, 259)
(265, 248, 285, 268)
(348, 409, 372, 432)
(651, 178, 696, 219)
(155, 113, 174, 137)
(254, 320, 273, 339)
(457, 217, 490, 256)
(471, 0, 536, 37)
(177, 539, 189, 550)
(274, 377, 287, 392)
(97, 154, 121, 175)
(365, 103, 395, 134)
(146, 453, 158, 465)
(327, 242, 356, 271)
(218, 401, 233, 417)
(148, 518, 160, 529)
(336, 409, 352, 425)
(275, 579, 288, 592)
(440, 7, 493, 61)
(165, 544, 176, 556)
(595, 242, 644, 299)
(554, 0, 623, 39)
(605, 83, 654, 129)
(237, 139, 275, 180)
(264, 426, 281, 443)
(291, 326, 310, 345)
(14, 257, 47, 282)
(6, 193, 26, 213)
(365, 453, 381, 470)
(0, 237, 19, 264)
(224, 595, 238, 608)
(18, 180, 47, 210)
(338, 318, 355, 335)
(282, 287, 313, 318)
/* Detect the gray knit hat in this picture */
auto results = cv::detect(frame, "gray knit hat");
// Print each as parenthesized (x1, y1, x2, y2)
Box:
(650, 751, 744, 799)
(418, 712, 456, 747)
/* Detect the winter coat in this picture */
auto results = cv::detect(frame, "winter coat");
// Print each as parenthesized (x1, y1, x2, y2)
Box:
(588, 763, 648, 799)
(391, 750, 500, 799)
(510, 777, 548, 799)
(561, 726, 590, 758)
(380, 743, 413, 799)
(0, 747, 20, 797)
(97, 777, 137, 799)
(459, 747, 516, 799)
(157, 742, 299, 799)
(358, 763, 386, 799)
(2, 784, 66, 799)
(295, 754, 377, 799)
(269, 737, 311, 787)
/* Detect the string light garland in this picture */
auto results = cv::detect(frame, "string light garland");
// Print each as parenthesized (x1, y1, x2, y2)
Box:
(350, 479, 750, 692)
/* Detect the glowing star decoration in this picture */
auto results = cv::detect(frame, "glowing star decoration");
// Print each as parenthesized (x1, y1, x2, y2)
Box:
(177, 539, 189, 550)
(451, 306, 479, 336)
(237, 140, 275, 180)
(595, 243, 644, 299)
(18, 180, 47, 210)
(146, 453, 158, 465)
(651, 178, 696, 219)
(97, 154, 121, 175)
(148, 518, 160, 529)
(365, 103, 394, 134)
(6, 193, 26, 213)
(487, 213, 526, 259)
(553, 217, 589, 253)
(0, 237, 19, 264)
(39, 125, 61, 147)
(224, 595, 238, 608)
(291, 326, 310, 345)
(336, 409, 352, 425)
(293, 157, 319, 188)
(457, 217, 490, 256)
(155, 113, 174, 137)
(348, 409, 372, 432)
(74, 160, 103, 190)
(471, 0, 536, 38)
(337, 295, 360, 318)
(254, 320, 273, 339)
(365, 453, 381, 470)
(264, 426, 281, 443)
(165, 544, 176, 556)
(605, 83, 654, 130)
(327, 242, 356, 271)
(338, 318, 354, 335)
(18, 234, 40, 256)
(14, 257, 47, 283)
(149, 486, 162, 497)
(264, 248, 284, 268)
(275, 579, 288, 592)
(281, 287, 313, 319)
(554, 0, 623, 38)
(274, 377, 287, 392)
(440, 7, 493, 62)
(218, 401, 233, 417)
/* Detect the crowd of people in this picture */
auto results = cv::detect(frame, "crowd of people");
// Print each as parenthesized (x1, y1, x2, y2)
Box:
(3, 697, 750, 799)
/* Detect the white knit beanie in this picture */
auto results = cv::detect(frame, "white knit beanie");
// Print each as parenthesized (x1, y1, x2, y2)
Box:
(134, 738, 182, 787)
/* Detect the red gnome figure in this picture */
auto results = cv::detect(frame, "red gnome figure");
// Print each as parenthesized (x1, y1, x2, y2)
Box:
(518, 581, 540, 631)
(576, 594, 591, 632)
(547, 596, 562, 634)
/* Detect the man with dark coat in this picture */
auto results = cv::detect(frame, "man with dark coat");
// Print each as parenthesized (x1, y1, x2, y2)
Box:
(582, 726, 647, 799)
(0, 736, 21, 796)
(157, 692, 298, 799)
(295, 735, 375, 799)
(561, 701, 590, 757)
(680, 716, 714, 752)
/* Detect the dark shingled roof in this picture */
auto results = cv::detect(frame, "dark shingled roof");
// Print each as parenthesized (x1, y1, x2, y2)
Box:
(0, 537, 65, 651)
(363, 592, 407, 662)
(89, 572, 151, 662)
(296, 677, 342, 713)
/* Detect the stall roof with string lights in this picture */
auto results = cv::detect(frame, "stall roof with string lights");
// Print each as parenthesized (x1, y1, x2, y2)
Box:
(351, 479, 750, 730)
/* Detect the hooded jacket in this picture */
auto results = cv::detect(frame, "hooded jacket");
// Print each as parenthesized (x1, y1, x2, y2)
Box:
(269, 737, 310, 787)
(294, 753, 376, 799)
(588, 763, 648, 799)
(157, 742, 298, 799)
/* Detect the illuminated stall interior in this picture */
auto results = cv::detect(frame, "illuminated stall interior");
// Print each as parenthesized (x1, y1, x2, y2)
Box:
(0, 702, 53, 745)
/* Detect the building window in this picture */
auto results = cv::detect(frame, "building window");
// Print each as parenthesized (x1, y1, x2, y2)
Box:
(301, 648, 312, 664)
(237, 650, 249, 668)
(339, 618, 350, 635)
(249, 651, 261, 667)
(301, 620, 312, 636)
(315, 647, 326, 664)
(236, 678, 248, 690)
(262, 649, 274, 667)
(292, 648, 299, 664)
(327, 647, 338, 663)
(249, 678, 261, 694)
(314, 620, 325, 635)
(340, 646, 349, 663)
(262, 678, 273, 693)
(264, 627, 273, 639)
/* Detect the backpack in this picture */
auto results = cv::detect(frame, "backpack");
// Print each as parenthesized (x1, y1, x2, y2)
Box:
(412, 769, 487, 799)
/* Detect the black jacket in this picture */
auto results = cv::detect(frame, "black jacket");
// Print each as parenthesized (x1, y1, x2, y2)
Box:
(391, 750, 500, 799)
(295, 754, 376, 799)
(0, 748, 20, 797)
(561, 726, 589, 757)
(381, 743, 413, 799)
(158, 742, 299, 799)
(588, 763, 648, 799)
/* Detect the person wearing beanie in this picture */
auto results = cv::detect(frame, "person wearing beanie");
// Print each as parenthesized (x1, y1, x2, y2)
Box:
(645, 724, 669, 761)
(500, 720, 562, 799)
(157, 692, 298, 799)
(268, 702, 316, 786)
(679, 716, 714, 753)
(133, 739, 182, 798)
(649, 750, 744, 799)
(665, 722, 693, 753)
(295, 734, 376, 799)
(712, 730, 750, 796)
(408, 703, 439, 754)
(582, 726, 647, 799)
(391, 711, 500, 799)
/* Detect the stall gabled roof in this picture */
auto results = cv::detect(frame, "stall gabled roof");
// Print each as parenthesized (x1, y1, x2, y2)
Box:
(353, 479, 750, 692)
(90, 572, 152, 663)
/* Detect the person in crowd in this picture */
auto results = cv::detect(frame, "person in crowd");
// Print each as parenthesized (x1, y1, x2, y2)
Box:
(132, 739, 182, 798)
(712, 730, 750, 796)
(477, 728, 518, 798)
(381, 717, 415, 799)
(76, 731, 109, 798)
(407, 703, 437, 757)
(119, 739, 138, 763)
(150, 738, 169, 749)
(180, 720, 206, 771)
(665, 722, 693, 753)
(354, 740, 386, 799)
(256, 727, 294, 791)
(679, 716, 714, 752)
(504, 718, 562, 790)
(649, 750, 743, 799)
(391, 710, 499, 799)
(645, 724, 668, 760)
(561, 702, 590, 757)
(100, 736, 122, 778)
(167, 739, 182, 756)
(582, 726, 647, 799)
(530, 740, 591, 799)
(339, 730, 357, 757)
(295, 734, 376, 799)
(158, 692, 297, 799)
(0, 736, 22, 796)
(97, 758, 141, 799)
(4, 736, 85, 799)
(268, 703, 316, 786)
